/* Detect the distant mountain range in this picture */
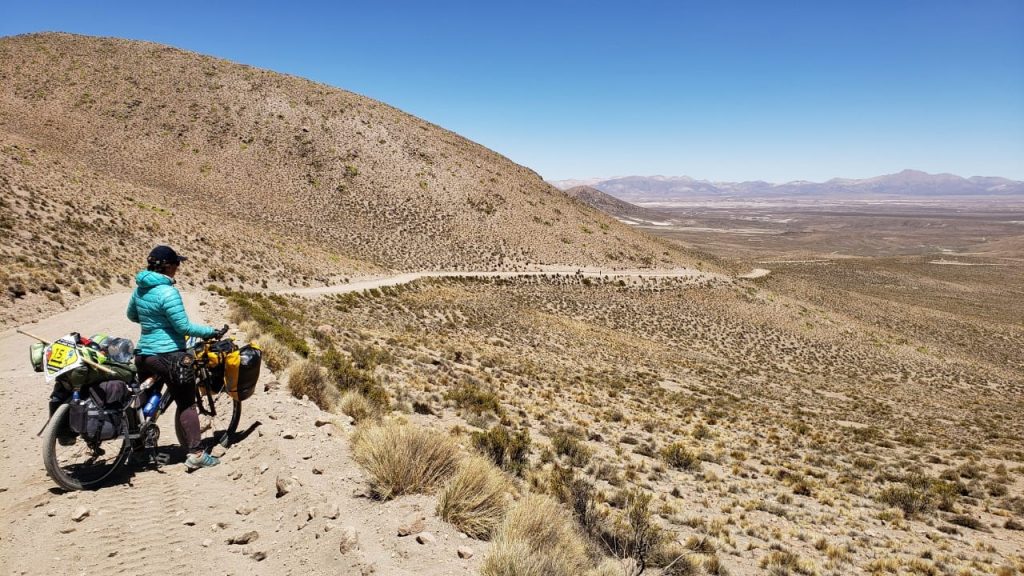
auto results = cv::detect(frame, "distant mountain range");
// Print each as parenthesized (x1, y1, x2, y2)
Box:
(549, 170, 1024, 202)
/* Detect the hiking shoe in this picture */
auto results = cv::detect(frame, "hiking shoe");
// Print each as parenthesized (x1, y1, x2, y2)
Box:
(184, 452, 220, 471)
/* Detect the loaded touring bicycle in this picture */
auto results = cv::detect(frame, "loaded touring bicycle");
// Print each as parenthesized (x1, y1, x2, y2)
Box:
(21, 328, 261, 490)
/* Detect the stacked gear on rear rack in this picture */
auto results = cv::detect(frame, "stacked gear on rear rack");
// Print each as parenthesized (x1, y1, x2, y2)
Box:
(197, 339, 262, 401)
(33, 333, 137, 442)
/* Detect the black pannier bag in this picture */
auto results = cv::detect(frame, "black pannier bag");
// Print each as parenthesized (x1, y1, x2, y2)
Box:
(68, 380, 127, 442)
(233, 344, 262, 402)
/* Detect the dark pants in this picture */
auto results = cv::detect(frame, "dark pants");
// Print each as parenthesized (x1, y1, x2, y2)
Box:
(134, 352, 201, 453)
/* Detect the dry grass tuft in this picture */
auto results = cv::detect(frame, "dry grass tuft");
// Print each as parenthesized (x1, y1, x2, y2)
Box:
(338, 390, 376, 423)
(437, 455, 515, 539)
(352, 421, 460, 500)
(287, 358, 334, 410)
(480, 494, 593, 576)
(259, 335, 294, 373)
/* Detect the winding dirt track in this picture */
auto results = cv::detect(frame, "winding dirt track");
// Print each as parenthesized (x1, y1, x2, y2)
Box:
(280, 267, 724, 297)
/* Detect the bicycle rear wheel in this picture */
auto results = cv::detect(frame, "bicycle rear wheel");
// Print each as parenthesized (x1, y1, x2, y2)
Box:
(175, 390, 241, 452)
(42, 404, 128, 491)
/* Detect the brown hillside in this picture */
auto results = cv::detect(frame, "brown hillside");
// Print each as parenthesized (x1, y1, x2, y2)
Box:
(0, 33, 690, 284)
(563, 184, 673, 222)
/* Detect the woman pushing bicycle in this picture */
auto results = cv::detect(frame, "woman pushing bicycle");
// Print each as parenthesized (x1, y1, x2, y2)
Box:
(127, 245, 227, 471)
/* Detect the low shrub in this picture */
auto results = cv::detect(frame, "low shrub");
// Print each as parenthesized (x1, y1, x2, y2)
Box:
(878, 474, 937, 517)
(472, 425, 531, 476)
(948, 514, 985, 531)
(548, 464, 603, 538)
(609, 489, 664, 571)
(446, 379, 503, 416)
(223, 290, 309, 357)
(662, 442, 701, 471)
(480, 494, 593, 576)
(551, 430, 592, 468)
(352, 421, 459, 499)
(322, 346, 389, 407)
(437, 455, 514, 539)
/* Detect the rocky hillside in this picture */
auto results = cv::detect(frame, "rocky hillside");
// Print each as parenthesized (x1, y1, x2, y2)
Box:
(0, 32, 692, 322)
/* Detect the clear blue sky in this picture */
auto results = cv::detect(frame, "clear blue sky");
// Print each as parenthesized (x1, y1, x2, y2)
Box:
(2, 1, 1023, 181)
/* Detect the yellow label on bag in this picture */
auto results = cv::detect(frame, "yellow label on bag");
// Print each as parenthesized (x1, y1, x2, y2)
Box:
(46, 343, 77, 370)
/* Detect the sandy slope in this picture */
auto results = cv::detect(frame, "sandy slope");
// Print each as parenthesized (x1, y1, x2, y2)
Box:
(0, 292, 485, 576)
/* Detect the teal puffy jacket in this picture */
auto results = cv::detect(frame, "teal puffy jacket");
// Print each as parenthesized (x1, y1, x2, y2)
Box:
(127, 270, 216, 355)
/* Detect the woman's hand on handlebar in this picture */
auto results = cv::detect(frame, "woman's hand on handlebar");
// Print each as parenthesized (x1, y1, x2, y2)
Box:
(212, 324, 229, 339)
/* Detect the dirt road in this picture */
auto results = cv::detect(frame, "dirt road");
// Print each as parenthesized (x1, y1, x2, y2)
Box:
(0, 291, 484, 576)
(281, 267, 723, 297)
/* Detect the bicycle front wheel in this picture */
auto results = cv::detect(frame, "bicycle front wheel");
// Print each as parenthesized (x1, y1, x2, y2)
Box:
(42, 403, 128, 491)
(175, 391, 241, 452)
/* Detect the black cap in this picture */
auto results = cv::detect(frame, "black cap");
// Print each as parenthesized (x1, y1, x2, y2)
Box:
(147, 245, 187, 267)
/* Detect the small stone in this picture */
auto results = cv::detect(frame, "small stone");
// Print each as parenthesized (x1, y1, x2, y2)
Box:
(398, 517, 425, 537)
(236, 505, 254, 516)
(228, 530, 259, 545)
(212, 522, 228, 532)
(59, 527, 76, 534)
(312, 466, 324, 475)
(415, 532, 436, 545)
(281, 429, 296, 439)
(457, 546, 474, 559)
(71, 507, 90, 522)
(338, 526, 359, 554)
(276, 475, 299, 498)
(182, 518, 196, 526)
(324, 503, 340, 520)
(307, 507, 317, 521)
(314, 417, 331, 427)
(107, 551, 118, 558)
(201, 539, 213, 548)
(259, 463, 269, 474)
(250, 551, 267, 561)
(46, 509, 57, 517)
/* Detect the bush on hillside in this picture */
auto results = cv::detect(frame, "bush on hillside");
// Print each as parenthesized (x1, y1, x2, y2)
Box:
(259, 335, 294, 373)
(287, 359, 334, 410)
(322, 346, 390, 408)
(352, 421, 459, 500)
(472, 425, 531, 476)
(480, 494, 594, 576)
(339, 390, 376, 423)
(437, 455, 514, 539)
(662, 442, 701, 472)
(445, 378, 503, 416)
